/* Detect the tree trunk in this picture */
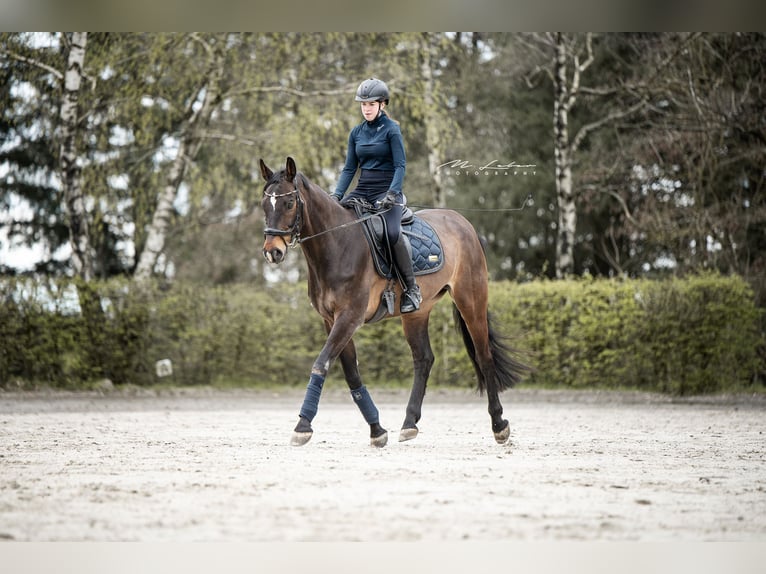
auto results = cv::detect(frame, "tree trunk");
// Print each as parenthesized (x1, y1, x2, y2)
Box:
(553, 33, 576, 278)
(420, 33, 446, 208)
(133, 38, 224, 282)
(59, 32, 93, 281)
(57, 32, 110, 378)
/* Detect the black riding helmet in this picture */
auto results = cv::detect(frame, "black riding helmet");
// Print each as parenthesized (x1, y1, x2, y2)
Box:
(355, 78, 390, 105)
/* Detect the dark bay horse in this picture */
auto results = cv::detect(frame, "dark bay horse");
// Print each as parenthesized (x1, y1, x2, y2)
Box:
(260, 157, 527, 447)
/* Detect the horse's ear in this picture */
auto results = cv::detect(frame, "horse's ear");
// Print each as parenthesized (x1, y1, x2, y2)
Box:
(285, 156, 296, 182)
(259, 159, 273, 182)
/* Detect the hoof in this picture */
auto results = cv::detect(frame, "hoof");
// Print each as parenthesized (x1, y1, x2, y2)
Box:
(398, 427, 419, 442)
(493, 420, 511, 444)
(370, 431, 388, 448)
(290, 431, 313, 446)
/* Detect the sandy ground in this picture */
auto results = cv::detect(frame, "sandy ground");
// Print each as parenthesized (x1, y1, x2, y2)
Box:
(0, 386, 764, 542)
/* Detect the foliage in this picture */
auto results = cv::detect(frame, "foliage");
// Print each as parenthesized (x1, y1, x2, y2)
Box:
(1, 275, 762, 395)
(2, 33, 764, 301)
(500, 273, 763, 394)
(1, 33, 764, 395)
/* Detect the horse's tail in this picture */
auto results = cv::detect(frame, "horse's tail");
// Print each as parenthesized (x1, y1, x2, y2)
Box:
(452, 304, 530, 394)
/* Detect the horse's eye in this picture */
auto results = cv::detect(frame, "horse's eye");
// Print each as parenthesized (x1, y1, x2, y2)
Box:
(286, 200, 295, 209)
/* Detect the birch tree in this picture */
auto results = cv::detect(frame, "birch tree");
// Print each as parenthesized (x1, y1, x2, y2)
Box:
(419, 32, 448, 208)
(1, 32, 98, 279)
(133, 34, 226, 282)
(550, 32, 584, 278)
(525, 33, 649, 277)
(58, 32, 93, 281)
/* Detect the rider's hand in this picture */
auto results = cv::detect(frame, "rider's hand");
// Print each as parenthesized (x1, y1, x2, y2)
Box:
(380, 192, 398, 210)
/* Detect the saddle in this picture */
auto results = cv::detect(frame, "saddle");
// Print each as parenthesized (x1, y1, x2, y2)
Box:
(343, 198, 445, 322)
(345, 199, 444, 280)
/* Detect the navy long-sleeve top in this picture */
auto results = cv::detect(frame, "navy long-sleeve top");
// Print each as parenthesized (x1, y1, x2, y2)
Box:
(333, 111, 406, 201)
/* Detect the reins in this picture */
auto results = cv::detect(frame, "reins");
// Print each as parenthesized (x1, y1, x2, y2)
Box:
(264, 179, 532, 247)
(297, 208, 390, 244)
(263, 185, 394, 246)
(407, 194, 533, 213)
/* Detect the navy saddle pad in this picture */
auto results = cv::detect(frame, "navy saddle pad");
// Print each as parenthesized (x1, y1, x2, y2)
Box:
(349, 202, 444, 279)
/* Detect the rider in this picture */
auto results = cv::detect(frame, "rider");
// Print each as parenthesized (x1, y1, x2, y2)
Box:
(332, 77, 422, 313)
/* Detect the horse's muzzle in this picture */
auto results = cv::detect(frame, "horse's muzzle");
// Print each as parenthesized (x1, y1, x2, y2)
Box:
(263, 236, 288, 264)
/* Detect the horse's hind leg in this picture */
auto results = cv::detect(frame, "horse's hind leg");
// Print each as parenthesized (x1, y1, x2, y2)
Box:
(452, 293, 511, 444)
(399, 314, 435, 442)
(337, 337, 388, 447)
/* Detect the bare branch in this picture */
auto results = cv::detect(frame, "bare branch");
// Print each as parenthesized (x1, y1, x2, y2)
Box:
(224, 85, 352, 99)
(579, 85, 626, 97)
(578, 33, 703, 100)
(606, 189, 639, 227)
(188, 32, 214, 56)
(686, 65, 707, 123)
(524, 65, 553, 88)
(514, 33, 555, 59)
(577, 33, 595, 74)
(566, 33, 594, 109)
(598, 232, 624, 275)
(644, 32, 704, 86)
(198, 130, 261, 147)
(0, 47, 64, 80)
(571, 97, 648, 153)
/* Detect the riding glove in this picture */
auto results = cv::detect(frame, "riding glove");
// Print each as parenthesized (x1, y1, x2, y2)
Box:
(379, 191, 398, 210)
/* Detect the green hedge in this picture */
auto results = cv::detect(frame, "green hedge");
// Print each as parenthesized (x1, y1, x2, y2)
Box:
(0, 279, 326, 388)
(497, 274, 763, 394)
(0, 274, 762, 394)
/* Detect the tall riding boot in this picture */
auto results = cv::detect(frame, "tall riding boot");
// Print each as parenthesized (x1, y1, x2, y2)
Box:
(391, 235, 421, 313)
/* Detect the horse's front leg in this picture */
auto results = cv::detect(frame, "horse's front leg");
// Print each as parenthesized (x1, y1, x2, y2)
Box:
(336, 337, 388, 447)
(291, 313, 386, 447)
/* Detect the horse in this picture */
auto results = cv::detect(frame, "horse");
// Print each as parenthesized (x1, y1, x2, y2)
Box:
(260, 156, 528, 447)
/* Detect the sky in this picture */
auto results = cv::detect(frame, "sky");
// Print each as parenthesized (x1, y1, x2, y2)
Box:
(0, 166, 50, 271)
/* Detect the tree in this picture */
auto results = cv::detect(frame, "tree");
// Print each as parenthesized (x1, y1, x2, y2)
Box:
(1, 33, 148, 279)
(418, 33, 452, 208)
(133, 34, 226, 281)
(521, 33, 652, 278)
(3, 32, 762, 293)
(1, 33, 72, 276)
(58, 32, 93, 281)
(414, 33, 549, 281)
(610, 33, 766, 297)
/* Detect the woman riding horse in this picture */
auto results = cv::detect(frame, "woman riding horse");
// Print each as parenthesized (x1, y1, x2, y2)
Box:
(261, 156, 528, 448)
(332, 78, 422, 314)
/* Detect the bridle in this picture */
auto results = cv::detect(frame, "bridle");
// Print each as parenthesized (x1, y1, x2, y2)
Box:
(263, 185, 304, 249)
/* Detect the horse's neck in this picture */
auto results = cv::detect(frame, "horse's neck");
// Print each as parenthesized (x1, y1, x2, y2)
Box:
(300, 186, 340, 237)
(300, 188, 361, 275)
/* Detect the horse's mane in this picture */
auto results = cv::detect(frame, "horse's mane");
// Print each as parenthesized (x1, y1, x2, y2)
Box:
(297, 172, 312, 191)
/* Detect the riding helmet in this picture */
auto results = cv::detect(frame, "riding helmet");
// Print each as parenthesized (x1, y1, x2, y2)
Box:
(355, 78, 390, 105)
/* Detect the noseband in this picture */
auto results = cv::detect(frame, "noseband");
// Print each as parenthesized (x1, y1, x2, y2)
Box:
(263, 185, 304, 248)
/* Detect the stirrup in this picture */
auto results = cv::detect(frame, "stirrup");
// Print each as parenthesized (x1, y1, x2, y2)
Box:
(400, 285, 422, 313)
